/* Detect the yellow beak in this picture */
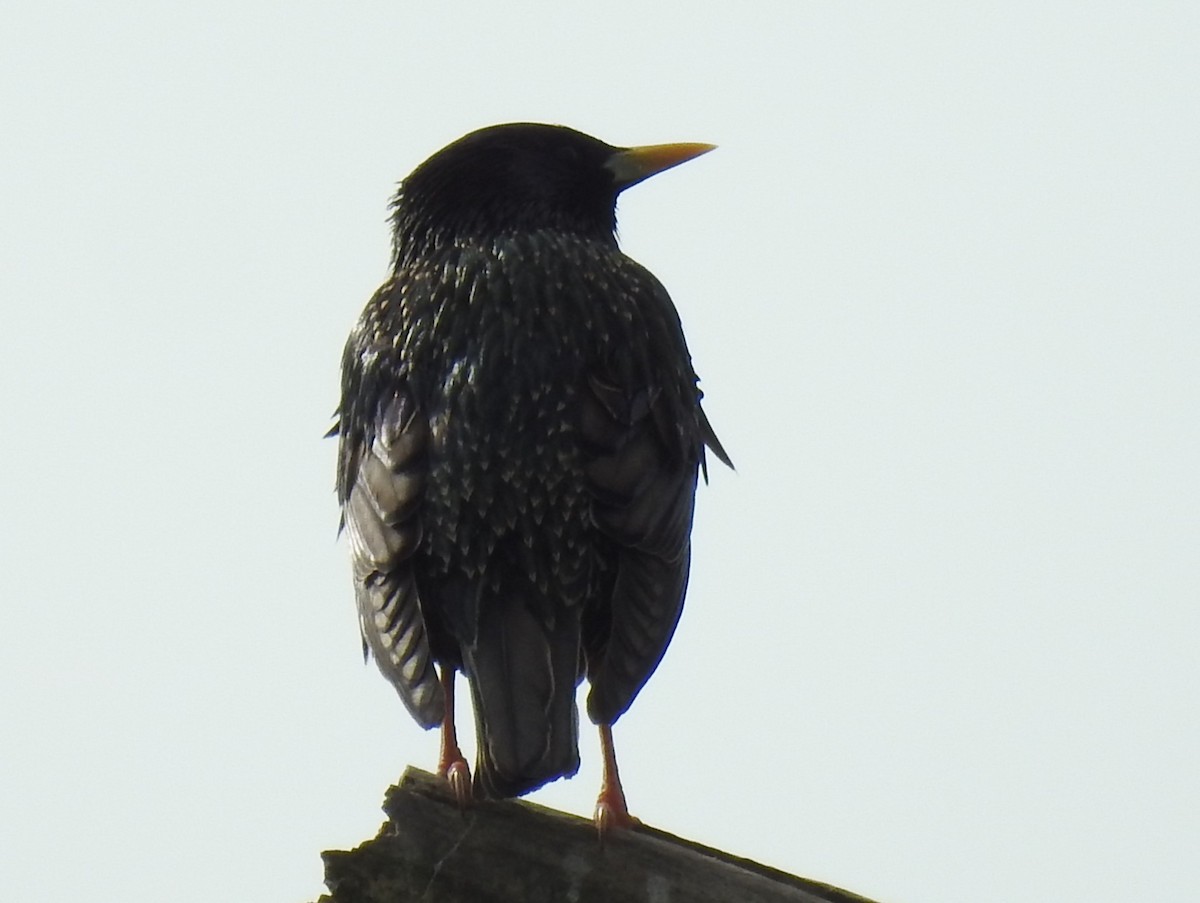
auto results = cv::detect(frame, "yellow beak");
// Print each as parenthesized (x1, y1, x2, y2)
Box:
(605, 142, 717, 191)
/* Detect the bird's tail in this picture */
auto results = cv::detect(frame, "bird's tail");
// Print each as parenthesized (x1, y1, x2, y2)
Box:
(462, 596, 582, 799)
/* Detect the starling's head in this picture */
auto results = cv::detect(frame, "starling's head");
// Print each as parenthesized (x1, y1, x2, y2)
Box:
(390, 123, 714, 260)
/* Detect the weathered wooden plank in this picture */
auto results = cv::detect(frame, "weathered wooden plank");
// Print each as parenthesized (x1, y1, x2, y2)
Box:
(318, 768, 883, 903)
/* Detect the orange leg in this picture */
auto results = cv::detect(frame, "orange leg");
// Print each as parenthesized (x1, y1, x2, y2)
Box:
(594, 723, 641, 836)
(436, 667, 471, 808)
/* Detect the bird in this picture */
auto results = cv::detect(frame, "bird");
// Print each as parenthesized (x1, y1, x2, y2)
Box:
(331, 122, 730, 833)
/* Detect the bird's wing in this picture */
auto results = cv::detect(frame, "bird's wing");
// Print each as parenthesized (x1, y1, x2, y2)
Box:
(580, 369, 704, 726)
(338, 384, 444, 728)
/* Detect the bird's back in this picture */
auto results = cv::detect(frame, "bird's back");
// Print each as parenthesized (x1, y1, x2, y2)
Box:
(348, 230, 704, 796)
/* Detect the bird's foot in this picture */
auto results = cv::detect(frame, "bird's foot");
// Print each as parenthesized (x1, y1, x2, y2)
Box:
(439, 756, 472, 810)
(435, 667, 471, 809)
(594, 784, 641, 838)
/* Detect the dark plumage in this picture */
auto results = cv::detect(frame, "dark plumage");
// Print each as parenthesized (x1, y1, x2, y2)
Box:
(332, 122, 729, 825)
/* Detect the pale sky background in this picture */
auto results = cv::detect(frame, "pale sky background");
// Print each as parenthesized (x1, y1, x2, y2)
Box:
(2, 3, 1197, 902)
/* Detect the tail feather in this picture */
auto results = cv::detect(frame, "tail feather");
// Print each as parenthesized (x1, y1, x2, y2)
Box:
(463, 597, 581, 798)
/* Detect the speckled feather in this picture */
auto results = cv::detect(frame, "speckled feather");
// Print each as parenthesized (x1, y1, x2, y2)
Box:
(332, 124, 729, 799)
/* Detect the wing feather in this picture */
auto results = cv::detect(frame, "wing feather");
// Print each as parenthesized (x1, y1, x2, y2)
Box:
(581, 370, 707, 725)
(340, 386, 443, 728)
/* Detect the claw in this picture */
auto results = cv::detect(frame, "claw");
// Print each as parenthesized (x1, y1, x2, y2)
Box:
(443, 757, 472, 810)
(594, 789, 641, 837)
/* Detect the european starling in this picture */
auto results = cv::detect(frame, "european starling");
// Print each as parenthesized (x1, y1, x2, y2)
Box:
(332, 122, 729, 831)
